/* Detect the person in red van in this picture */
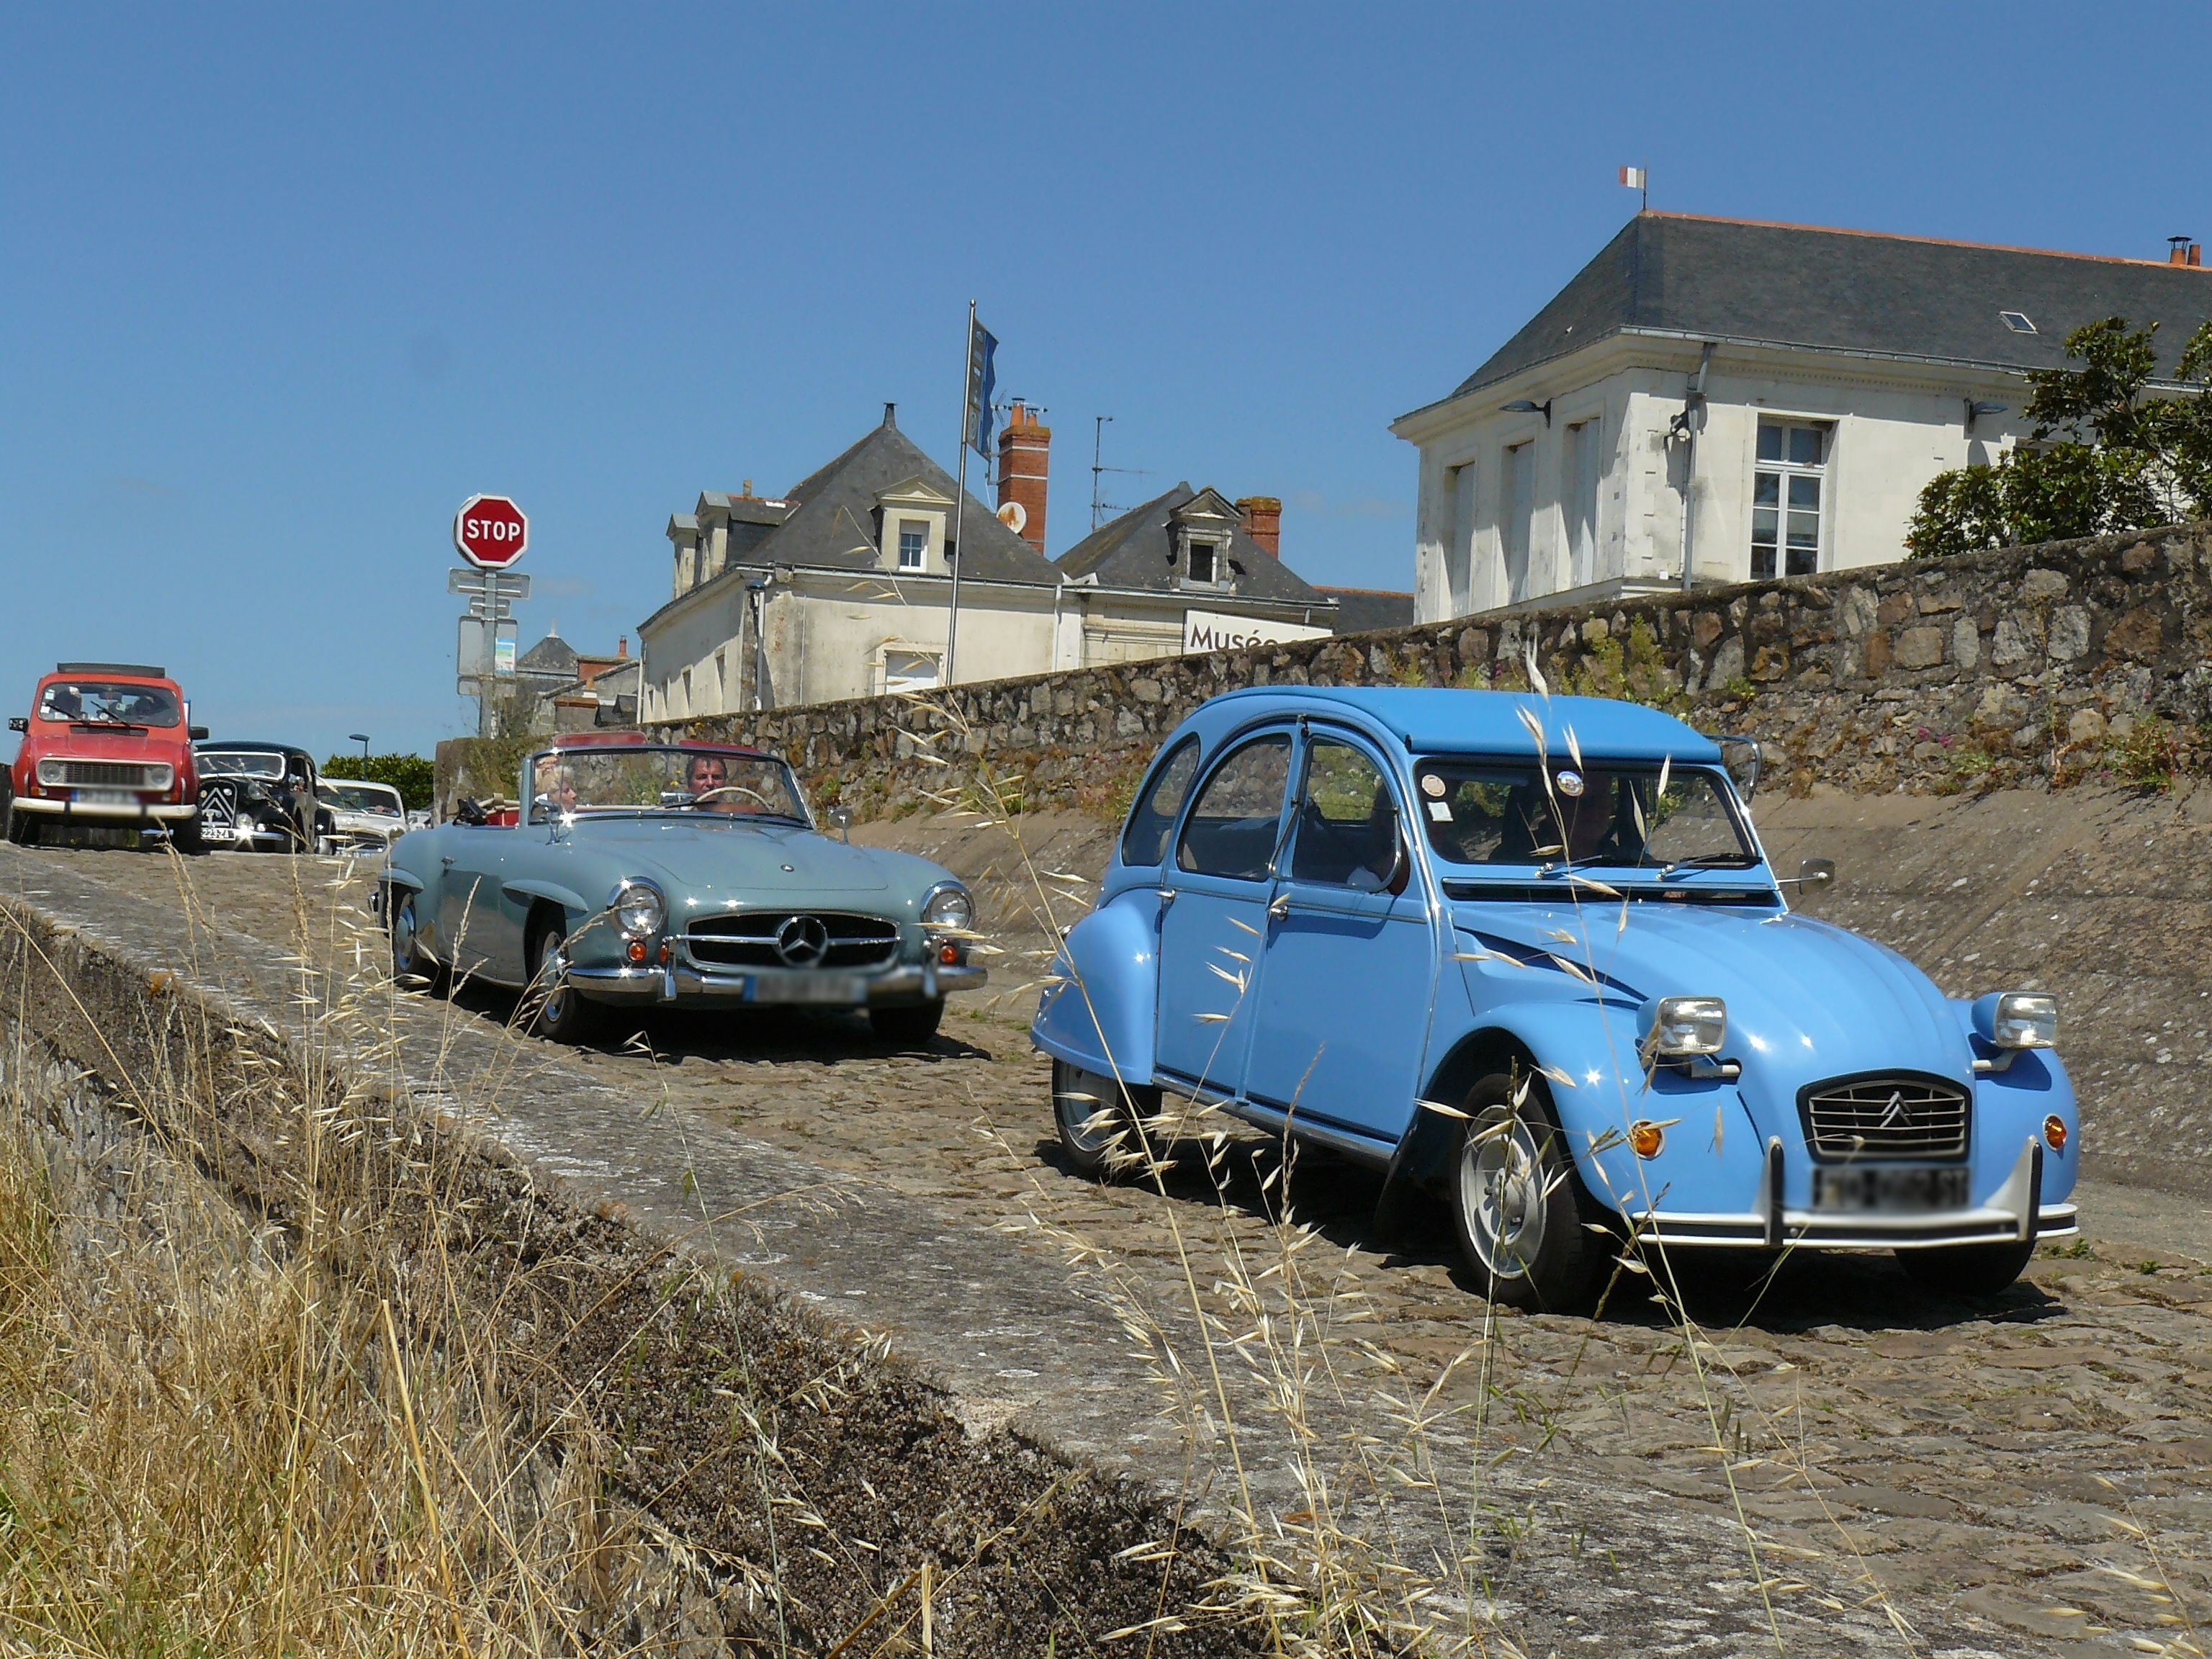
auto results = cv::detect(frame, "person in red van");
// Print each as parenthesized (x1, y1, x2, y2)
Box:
(4, 662, 208, 851)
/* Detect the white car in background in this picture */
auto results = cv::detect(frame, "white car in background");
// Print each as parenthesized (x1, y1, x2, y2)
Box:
(320, 778, 407, 853)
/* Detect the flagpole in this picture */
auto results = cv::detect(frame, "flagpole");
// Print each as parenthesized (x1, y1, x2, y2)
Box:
(945, 299, 973, 688)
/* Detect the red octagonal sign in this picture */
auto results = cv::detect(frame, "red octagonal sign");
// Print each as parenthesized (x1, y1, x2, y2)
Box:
(454, 494, 529, 569)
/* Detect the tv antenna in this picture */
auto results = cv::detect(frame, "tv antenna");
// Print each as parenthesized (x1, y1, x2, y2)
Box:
(1090, 415, 1155, 529)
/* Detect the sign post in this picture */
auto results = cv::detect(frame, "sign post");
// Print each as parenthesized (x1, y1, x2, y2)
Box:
(451, 495, 529, 735)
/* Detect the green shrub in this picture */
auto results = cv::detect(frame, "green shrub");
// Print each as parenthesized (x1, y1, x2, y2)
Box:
(321, 751, 435, 810)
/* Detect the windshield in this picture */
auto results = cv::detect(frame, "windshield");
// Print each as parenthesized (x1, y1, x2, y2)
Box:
(324, 783, 402, 814)
(527, 747, 810, 825)
(197, 750, 285, 779)
(37, 680, 181, 727)
(1415, 759, 1757, 872)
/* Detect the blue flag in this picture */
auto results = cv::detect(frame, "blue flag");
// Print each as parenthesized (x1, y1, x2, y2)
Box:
(965, 315, 998, 459)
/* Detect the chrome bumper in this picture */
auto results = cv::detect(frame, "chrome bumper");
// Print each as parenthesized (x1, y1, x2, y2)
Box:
(12, 796, 197, 824)
(567, 958, 987, 1006)
(1627, 1136, 2076, 1251)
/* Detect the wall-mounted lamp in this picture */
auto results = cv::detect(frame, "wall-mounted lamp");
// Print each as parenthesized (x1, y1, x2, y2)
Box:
(1964, 399, 2008, 433)
(1501, 398, 1552, 428)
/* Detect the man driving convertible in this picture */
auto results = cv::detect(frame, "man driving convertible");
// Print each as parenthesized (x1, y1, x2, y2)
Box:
(686, 752, 766, 814)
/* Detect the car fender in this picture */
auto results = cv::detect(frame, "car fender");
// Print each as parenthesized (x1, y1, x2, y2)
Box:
(501, 876, 590, 918)
(1030, 896, 1159, 1085)
(1408, 998, 1768, 1224)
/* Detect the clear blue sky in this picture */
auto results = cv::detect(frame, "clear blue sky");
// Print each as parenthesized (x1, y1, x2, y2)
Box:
(6, 3, 2208, 757)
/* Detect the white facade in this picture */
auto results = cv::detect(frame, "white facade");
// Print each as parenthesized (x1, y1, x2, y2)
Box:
(1397, 336, 2029, 624)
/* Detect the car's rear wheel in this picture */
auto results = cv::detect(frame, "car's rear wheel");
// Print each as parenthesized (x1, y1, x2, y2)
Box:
(869, 999, 945, 1048)
(1449, 1069, 1609, 1312)
(528, 917, 603, 1043)
(1897, 1238, 2036, 1299)
(1051, 1057, 1161, 1179)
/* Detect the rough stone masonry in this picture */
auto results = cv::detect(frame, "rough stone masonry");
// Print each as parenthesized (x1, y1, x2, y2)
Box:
(634, 523, 2212, 816)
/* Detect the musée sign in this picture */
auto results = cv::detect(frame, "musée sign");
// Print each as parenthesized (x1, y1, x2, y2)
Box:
(454, 495, 529, 570)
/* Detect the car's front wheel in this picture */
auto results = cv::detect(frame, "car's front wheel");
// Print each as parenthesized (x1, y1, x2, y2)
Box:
(869, 999, 944, 1048)
(1897, 1238, 2036, 1299)
(528, 917, 603, 1043)
(1051, 1057, 1161, 1179)
(171, 811, 204, 855)
(1449, 1069, 1610, 1311)
(4, 803, 38, 847)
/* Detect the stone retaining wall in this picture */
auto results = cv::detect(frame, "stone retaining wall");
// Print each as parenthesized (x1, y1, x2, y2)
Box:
(662, 523, 2212, 817)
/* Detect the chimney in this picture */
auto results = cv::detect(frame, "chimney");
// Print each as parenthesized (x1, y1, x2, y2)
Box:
(995, 400, 1051, 555)
(2170, 235, 2195, 264)
(882, 401, 896, 428)
(617, 636, 629, 658)
(2195, 244, 2204, 267)
(1237, 496, 1282, 557)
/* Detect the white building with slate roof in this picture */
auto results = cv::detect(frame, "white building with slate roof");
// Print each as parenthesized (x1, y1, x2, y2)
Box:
(638, 407, 1408, 719)
(1394, 212, 2212, 623)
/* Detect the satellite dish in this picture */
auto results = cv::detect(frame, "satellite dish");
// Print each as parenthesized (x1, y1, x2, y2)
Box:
(997, 500, 1028, 534)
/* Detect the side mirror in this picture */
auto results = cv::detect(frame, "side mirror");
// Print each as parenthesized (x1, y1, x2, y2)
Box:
(189, 725, 209, 740)
(6, 717, 25, 734)
(1796, 857, 1837, 891)
(454, 798, 488, 827)
(830, 804, 854, 843)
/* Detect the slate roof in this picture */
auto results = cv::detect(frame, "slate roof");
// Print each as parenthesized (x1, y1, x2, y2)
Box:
(1316, 586, 1416, 634)
(719, 415, 1057, 585)
(1056, 484, 1331, 606)
(517, 632, 578, 678)
(1441, 212, 2212, 401)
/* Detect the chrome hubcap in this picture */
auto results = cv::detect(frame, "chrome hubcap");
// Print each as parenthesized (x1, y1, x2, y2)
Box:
(1055, 1066, 1123, 1156)
(539, 936, 570, 1021)
(391, 896, 418, 974)
(1462, 1107, 1548, 1275)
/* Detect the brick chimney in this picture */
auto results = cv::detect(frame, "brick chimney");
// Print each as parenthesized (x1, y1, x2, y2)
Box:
(995, 401, 1050, 554)
(1237, 496, 1282, 557)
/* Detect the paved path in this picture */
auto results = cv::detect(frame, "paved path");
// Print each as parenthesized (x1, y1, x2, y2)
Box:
(8, 840, 2211, 1657)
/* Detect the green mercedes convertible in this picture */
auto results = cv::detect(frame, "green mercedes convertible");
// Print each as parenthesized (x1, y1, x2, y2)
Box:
(378, 733, 982, 1044)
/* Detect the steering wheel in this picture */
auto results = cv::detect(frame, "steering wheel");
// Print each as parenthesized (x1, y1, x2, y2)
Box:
(695, 784, 773, 810)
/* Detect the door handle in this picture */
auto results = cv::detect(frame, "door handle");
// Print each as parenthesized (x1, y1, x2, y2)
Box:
(1267, 893, 1291, 921)
(440, 856, 456, 869)
(1156, 886, 1177, 909)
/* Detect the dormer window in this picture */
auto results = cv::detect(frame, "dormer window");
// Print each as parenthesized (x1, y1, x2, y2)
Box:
(897, 520, 927, 571)
(1187, 541, 1218, 585)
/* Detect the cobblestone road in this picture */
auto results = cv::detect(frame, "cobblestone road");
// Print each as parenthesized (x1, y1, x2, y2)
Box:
(18, 840, 2212, 1657)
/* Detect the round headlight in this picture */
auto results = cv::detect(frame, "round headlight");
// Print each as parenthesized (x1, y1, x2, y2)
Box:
(922, 885, 974, 932)
(611, 881, 665, 939)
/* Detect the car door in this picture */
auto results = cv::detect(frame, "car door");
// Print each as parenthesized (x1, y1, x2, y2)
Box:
(1243, 729, 1438, 1149)
(1154, 729, 1295, 1098)
(435, 825, 513, 979)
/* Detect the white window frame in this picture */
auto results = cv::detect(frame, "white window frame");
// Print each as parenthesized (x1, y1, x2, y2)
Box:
(896, 518, 929, 572)
(1751, 418, 1830, 580)
(1182, 538, 1223, 589)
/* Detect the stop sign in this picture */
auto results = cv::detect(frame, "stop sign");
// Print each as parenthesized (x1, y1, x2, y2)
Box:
(454, 494, 529, 569)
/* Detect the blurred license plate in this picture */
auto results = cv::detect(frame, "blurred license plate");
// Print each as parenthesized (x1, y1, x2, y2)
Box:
(750, 975, 865, 1005)
(1812, 1165, 1970, 1212)
(72, 789, 136, 808)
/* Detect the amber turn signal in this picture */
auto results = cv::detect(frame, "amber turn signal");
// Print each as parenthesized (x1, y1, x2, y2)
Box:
(1629, 1120, 1665, 1159)
(657, 940, 673, 964)
(626, 939, 647, 963)
(2044, 1114, 2067, 1154)
(939, 943, 960, 966)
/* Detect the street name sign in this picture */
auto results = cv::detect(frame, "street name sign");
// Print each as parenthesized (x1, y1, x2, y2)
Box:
(454, 494, 529, 569)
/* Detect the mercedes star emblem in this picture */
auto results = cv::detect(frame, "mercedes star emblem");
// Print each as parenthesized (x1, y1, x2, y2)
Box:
(773, 914, 830, 968)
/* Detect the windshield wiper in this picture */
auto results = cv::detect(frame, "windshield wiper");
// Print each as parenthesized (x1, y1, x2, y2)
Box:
(1655, 853, 1761, 878)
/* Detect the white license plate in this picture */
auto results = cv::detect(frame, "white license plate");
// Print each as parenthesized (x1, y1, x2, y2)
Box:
(1812, 1165, 1971, 1213)
(71, 789, 138, 809)
(749, 974, 866, 1005)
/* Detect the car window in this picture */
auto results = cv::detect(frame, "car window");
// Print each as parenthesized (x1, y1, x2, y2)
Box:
(197, 750, 285, 779)
(37, 680, 181, 727)
(1414, 760, 1754, 869)
(1175, 734, 1292, 881)
(1290, 739, 1403, 891)
(1120, 737, 1199, 867)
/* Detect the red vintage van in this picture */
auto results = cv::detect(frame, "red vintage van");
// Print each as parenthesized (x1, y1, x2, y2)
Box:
(4, 662, 208, 850)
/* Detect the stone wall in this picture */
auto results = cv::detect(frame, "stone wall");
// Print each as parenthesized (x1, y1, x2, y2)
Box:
(668, 523, 2212, 817)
